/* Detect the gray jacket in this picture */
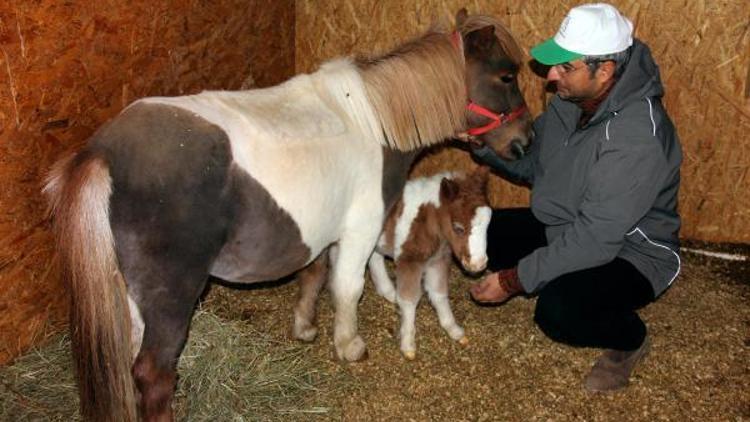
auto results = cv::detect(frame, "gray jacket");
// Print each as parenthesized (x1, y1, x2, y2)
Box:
(473, 40, 682, 297)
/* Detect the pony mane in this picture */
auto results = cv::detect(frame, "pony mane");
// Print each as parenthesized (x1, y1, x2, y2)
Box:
(356, 31, 466, 151)
(457, 14, 524, 66)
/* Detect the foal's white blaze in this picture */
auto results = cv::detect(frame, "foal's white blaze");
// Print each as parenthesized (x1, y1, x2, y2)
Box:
(128, 294, 144, 360)
(467, 206, 492, 272)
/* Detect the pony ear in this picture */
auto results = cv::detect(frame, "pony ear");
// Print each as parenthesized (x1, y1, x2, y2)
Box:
(464, 25, 497, 55)
(440, 178, 460, 203)
(455, 8, 469, 27)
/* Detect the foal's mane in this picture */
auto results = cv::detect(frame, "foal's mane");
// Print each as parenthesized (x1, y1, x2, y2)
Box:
(356, 31, 466, 151)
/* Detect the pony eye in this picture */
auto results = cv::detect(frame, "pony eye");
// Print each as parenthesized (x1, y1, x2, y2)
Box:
(452, 222, 466, 235)
(500, 74, 515, 83)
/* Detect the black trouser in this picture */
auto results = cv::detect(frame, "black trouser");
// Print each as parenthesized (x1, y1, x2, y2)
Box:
(486, 208, 655, 351)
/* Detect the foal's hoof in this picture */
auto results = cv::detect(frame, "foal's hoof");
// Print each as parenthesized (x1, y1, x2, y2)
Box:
(403, 350, 416, 360)
(458, 336, 469, 346)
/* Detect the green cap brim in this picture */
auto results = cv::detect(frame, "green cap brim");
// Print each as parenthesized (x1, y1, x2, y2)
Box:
(530, 38, 583, 65)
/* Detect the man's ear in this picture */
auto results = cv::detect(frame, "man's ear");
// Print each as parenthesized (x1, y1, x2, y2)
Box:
(597, 61, 616, 81)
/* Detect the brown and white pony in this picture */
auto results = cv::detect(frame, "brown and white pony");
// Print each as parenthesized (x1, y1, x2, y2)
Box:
(44, 10, 530, 421)
(370, 168, 491, 359)
(294, 168, 491, 359)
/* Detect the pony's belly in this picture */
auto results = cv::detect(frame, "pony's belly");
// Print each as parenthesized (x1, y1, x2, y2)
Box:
(208, 165, 318, 283)
(209, 232, 313, 284)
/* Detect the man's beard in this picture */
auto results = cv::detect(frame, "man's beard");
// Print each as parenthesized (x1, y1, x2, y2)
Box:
(546, 81, 585, 103)
(561, 94, 586, 103)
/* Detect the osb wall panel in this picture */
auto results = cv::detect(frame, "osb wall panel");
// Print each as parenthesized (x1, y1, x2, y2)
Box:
(296, 0, 750, 243)
(0, 0, 295, 364)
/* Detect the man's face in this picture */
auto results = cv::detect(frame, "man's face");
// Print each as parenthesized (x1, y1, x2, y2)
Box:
(546, 59, 611, 102)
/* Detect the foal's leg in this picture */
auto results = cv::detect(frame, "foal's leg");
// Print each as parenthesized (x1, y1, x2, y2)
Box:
(424, 250, 467, 345)
(293, 252, 329, 342)
(368, 252, 397, 303)
(395, 259, 425, 360)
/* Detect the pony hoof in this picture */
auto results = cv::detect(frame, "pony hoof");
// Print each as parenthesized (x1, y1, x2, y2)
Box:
(458, 336, 469, 346)
(293, 325, 318, 342)
(403, 350, 416, 360)
(337, 336, 367, 362)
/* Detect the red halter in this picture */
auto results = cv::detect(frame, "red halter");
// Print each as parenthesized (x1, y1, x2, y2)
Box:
(466, 102, 527, 136)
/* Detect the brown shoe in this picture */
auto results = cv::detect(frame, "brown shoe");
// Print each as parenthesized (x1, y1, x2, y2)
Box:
(584, 336, 650, 392)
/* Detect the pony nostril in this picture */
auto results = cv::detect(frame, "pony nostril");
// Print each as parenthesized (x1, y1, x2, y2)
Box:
(510, 139, 526, 158)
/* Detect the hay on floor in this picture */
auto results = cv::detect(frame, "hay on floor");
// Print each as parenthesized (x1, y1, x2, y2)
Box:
(0, 309, 344, 420)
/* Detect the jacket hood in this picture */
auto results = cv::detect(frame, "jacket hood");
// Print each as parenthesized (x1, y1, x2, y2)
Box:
(549, 39, 665, 128)
(604, 39, 664, 112)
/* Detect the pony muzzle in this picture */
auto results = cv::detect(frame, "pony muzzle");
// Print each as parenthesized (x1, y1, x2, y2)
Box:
(462, 255, 488, 274)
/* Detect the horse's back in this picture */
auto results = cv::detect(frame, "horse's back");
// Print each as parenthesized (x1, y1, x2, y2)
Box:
(379, 172, 454, 260)
(137, 81, 386, 269)
(104, 81, 386, 283)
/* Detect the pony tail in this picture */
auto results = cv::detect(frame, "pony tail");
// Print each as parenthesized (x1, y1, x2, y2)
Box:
(44, 152, 138, 422)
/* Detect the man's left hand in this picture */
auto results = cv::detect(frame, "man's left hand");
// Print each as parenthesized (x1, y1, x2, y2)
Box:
(469, 267, 523, 304)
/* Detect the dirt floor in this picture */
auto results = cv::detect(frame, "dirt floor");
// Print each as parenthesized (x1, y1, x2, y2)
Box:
(205, 241, 750, 421)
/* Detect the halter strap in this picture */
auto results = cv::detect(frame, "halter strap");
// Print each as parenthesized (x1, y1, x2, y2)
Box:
(466, 102, 527, 136)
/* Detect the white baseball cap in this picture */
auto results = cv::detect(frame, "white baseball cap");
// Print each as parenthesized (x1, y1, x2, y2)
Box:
(531, 3, 634, 65)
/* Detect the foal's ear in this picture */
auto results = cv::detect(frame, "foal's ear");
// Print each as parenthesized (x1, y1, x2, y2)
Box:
(440, 178, 460, 203)
(455, 8, 469, 27)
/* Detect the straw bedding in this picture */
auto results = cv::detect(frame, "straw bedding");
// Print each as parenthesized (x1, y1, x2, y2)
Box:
(1, 242, 748, 420)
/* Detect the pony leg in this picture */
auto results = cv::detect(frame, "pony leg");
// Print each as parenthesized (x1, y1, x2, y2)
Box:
(328, 234, 377, 362)
(424, 251, 467, 345)
(368, 252, 397, 303)
(293, 252, 329, 342)
(119, 242, 212, 421)
(131, 284, 204, 422)
(395, 260, 424, 360)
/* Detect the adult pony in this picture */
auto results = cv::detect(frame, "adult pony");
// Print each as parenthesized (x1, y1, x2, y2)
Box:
(45, 9, 530, 421)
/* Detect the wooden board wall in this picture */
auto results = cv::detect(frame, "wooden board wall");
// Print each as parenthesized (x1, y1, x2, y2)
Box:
(1, 0, 747, 364)
(296, 0, 750, 243)
(0, 0, 295, 365)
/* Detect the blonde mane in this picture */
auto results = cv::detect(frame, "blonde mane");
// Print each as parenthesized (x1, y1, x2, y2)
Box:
(352, 15, 523, 152)
(356, 31, 467, 151)
(457, 14, 524, 66)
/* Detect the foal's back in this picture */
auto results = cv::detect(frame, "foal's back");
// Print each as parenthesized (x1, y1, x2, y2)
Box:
(376, 171, 457, 261)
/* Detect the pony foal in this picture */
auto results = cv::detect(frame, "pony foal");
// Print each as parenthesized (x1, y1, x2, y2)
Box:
(369, 167, 491, 359)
